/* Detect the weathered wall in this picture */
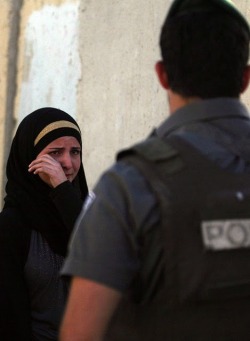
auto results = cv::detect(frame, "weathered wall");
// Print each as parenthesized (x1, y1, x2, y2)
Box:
(0, 0, 23, 206)
(1, 0, 250, 205)
(0, 1, 11, 202)
(77, 0, 169, 188)
(15, 0, 81, 121)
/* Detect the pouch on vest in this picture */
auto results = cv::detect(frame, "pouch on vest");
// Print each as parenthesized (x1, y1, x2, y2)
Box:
(120, 134, 250, 306)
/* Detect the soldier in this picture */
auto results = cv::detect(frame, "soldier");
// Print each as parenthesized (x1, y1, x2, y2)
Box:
(60, 1, 250, 340)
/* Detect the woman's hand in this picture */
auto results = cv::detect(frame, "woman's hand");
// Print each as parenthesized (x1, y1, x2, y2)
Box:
(28, 154, 68, 188)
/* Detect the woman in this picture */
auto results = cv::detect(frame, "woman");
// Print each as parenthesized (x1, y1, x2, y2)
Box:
(0, 107, 88, 341)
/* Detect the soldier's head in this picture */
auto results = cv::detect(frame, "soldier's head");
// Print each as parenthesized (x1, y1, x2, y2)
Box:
(157, 0, 250, 99)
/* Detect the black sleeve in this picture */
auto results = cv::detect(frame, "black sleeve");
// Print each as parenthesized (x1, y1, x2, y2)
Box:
(0, 208, 32, 341)
(49, 180, 84, 230)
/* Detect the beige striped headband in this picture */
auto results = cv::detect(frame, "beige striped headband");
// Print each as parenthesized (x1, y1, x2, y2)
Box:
(34, 120, 80, 146)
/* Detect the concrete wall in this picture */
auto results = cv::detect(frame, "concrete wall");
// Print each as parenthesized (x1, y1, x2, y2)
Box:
(0, 0, 23, 206)
(16, 0, 82, 121)
(1, 0, 250, 205)
(0, 1, 11, 202)
(77, 0, 169, 188)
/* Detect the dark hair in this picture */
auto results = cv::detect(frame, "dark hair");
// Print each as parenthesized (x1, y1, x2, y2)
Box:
(160, 11, 250, 98)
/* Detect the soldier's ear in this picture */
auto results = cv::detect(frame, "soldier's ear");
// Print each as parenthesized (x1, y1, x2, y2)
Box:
(155, 61, 170, 90)
(241, 65, 250, 94)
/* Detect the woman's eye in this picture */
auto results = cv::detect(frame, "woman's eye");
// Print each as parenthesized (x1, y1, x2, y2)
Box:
(72, 149, 81, 155)
(49, 150, 60, 155)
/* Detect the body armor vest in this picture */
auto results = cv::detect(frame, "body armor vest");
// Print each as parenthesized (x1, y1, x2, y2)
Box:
(105, 135, 250, 341)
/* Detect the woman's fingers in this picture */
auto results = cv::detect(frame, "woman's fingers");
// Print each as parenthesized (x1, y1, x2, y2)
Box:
(28, 154, 67, 187)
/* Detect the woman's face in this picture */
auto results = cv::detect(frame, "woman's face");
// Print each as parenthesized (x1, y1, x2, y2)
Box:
(37, 136, 81, 184)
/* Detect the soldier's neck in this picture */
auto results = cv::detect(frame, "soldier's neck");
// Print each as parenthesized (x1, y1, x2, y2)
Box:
(168, 90, 201, 115)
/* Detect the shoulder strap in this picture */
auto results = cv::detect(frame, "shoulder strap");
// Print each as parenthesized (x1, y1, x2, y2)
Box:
(117, 135, 185, 176)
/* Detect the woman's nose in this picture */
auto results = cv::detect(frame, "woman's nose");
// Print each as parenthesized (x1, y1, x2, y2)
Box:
(60, 153, 73, 169)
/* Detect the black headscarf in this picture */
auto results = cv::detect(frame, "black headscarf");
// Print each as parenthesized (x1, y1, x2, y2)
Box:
(4, 107, 88, 256)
